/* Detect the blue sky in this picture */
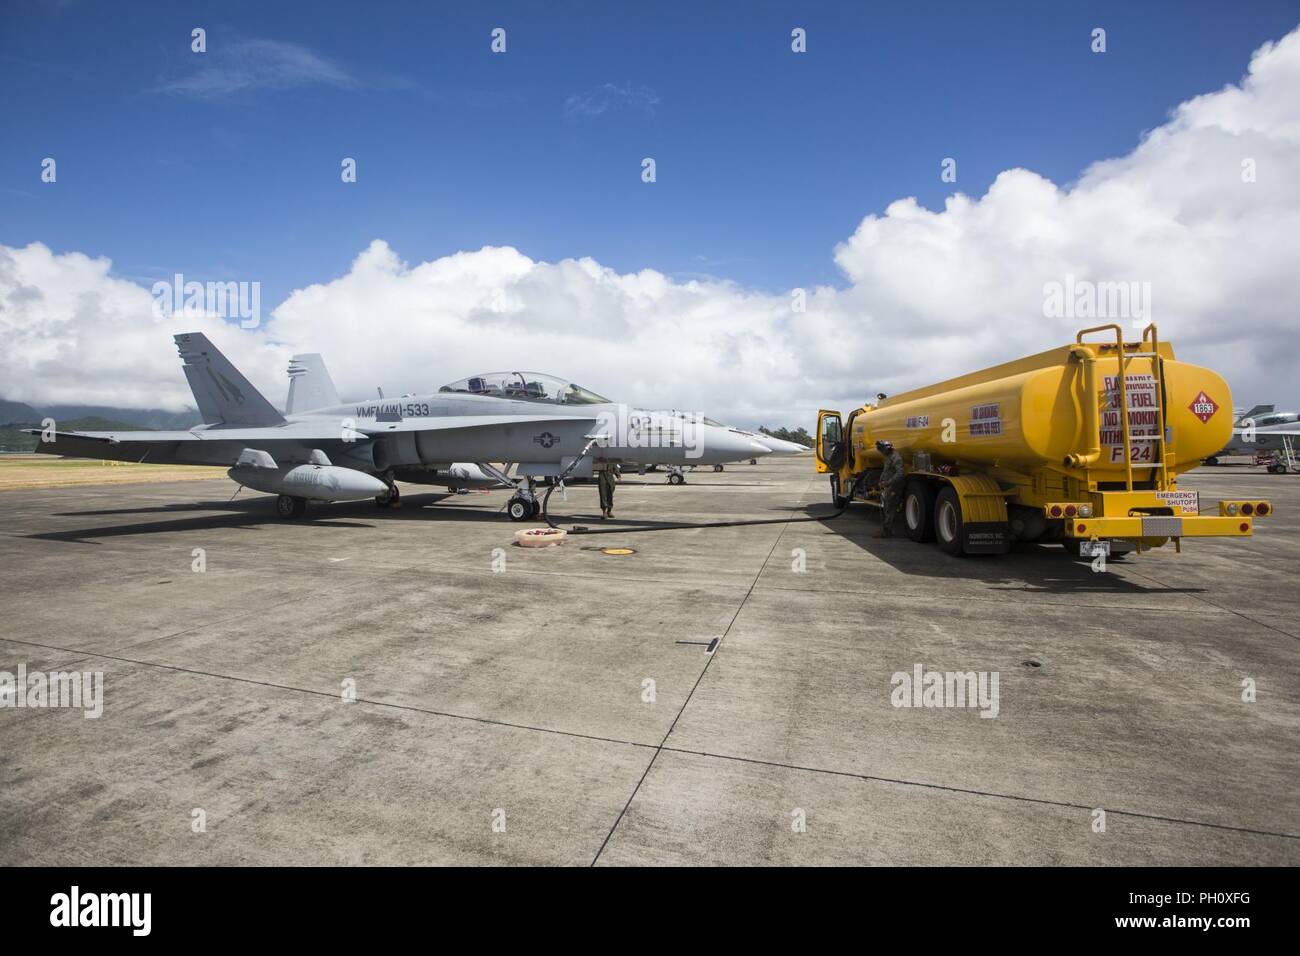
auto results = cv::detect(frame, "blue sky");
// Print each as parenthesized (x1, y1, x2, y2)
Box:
(4, 0, 1298, 308)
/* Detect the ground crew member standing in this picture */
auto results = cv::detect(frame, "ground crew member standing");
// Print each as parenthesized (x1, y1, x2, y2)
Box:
(874, 439, 906, 538)
(598, 462, 621, 519)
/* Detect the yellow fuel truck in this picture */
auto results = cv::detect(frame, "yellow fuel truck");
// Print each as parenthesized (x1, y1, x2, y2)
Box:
(815, 324, 1272, 557)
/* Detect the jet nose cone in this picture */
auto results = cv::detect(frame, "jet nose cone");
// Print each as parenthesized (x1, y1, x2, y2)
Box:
(761, 437, 810, 456)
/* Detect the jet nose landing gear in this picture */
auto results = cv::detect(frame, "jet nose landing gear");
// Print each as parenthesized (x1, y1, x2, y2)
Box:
(507, 479, 542, 520)
(508, 495, 540, 520)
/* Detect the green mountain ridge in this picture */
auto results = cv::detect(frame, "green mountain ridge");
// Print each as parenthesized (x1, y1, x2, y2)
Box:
(0, 417, 149, 453)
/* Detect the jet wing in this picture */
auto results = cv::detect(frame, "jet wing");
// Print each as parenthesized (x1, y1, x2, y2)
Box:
(23, 428, 201, 445)
(24, 415, 605, 465)
(25, 415, 598, 448)
(23, 423, 371, 445)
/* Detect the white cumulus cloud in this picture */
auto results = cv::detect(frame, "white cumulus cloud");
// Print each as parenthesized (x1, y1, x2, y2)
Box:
(3, 26, 1299, 426)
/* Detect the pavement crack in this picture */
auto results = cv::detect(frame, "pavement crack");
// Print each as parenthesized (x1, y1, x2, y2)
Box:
(589, 476, 818, 865)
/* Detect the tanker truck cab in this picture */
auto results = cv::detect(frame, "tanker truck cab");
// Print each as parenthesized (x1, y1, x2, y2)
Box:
(817, 324, 1272, 558)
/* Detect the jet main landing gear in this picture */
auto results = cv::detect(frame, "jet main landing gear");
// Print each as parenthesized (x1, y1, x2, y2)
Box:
(667, 465, 686, 485)
(375, 475, 401, 509)
(276, 494, 307, 519)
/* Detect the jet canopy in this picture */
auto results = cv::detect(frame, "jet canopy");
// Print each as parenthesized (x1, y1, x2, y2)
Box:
(438, 371, 611, 406)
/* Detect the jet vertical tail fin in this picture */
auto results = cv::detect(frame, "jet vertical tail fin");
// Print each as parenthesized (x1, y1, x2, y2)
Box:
(286, 353, 341, 414)
(173, 332, 286, 427)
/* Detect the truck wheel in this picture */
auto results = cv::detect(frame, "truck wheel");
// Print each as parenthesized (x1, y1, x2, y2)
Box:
(276, 494, 306, 519)
(934, 487, 964, 556)
(831, 475, 849, 509)
(904, 482, 936, 542)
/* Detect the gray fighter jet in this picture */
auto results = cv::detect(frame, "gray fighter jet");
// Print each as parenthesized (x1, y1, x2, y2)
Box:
(28, 332, 773, 519)
(1206, 405, 1300, 464)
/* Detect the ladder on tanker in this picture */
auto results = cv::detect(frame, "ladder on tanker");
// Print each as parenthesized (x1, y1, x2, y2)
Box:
(1078, 323, 1172, 493)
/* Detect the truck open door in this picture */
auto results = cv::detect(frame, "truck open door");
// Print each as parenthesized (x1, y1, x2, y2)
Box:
(815, 409, 843, 474)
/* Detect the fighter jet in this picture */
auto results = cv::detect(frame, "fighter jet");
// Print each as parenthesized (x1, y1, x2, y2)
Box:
(28, 332, 774, 520)
(1206, 405, 1300, 463)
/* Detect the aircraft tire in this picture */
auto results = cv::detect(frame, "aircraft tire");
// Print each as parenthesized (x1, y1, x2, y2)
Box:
(508, 496, 532, 521)
(668, 473, 685, 486)
(276, 494, 307, 519)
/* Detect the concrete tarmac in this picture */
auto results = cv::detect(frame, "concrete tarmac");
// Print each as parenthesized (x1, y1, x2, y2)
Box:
(1, 458, 1296, 865)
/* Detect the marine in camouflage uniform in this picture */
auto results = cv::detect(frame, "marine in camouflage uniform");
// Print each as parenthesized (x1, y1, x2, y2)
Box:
(875, 440, 906, 537)
(598, 463, 621, 518)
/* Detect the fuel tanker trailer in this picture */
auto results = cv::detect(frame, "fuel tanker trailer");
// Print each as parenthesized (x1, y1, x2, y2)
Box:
(815, 324, 1273, 558)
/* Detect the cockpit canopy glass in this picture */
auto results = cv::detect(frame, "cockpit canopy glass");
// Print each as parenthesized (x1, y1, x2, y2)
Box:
(438, 371, 611, 405)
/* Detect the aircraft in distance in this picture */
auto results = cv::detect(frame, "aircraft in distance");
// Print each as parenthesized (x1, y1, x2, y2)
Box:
(623, 411, 809, 482)
(28, 332, 775, 520)
(1206, 404, 1300, 462)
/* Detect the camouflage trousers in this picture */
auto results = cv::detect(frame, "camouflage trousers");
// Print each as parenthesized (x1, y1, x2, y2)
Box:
(881, 485, 904, 533)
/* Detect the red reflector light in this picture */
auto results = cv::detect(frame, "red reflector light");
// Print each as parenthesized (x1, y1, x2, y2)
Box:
(1076, 523, 1086, 533)
(1257, 502, 1270, 516)
(1064, 505, 1077, 517)
(1240, 522, 1249, 532)
(1241, 502, 1255, 516)
(1050, 505, 1062, 517)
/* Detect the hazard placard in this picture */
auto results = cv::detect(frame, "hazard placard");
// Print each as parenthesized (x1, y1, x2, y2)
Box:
(1101, 374, 1160, 468)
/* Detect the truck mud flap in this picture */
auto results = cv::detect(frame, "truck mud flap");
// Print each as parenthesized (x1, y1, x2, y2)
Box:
(963, 522, 1011, 554)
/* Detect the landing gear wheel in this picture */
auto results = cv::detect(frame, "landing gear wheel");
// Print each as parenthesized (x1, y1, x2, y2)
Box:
(713, 464, 724, 472)
(668, 472, 685, 486)
(375, 486, 401, 509)
(508, 496, 533, 521)
(276, 494, 307, 519)
(903, 482, 937, 542)
(529, 499, 541, 518)
(934, 487, 964, 556)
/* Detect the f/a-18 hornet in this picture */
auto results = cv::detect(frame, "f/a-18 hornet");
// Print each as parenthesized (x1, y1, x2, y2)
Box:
(28, 332, 776, 520)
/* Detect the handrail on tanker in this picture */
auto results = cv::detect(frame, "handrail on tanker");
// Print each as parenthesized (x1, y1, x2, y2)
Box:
(1068, 324, 1134, 490)
(1065, 345, 1102, 469)
(1141, 322, 1173, 489)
